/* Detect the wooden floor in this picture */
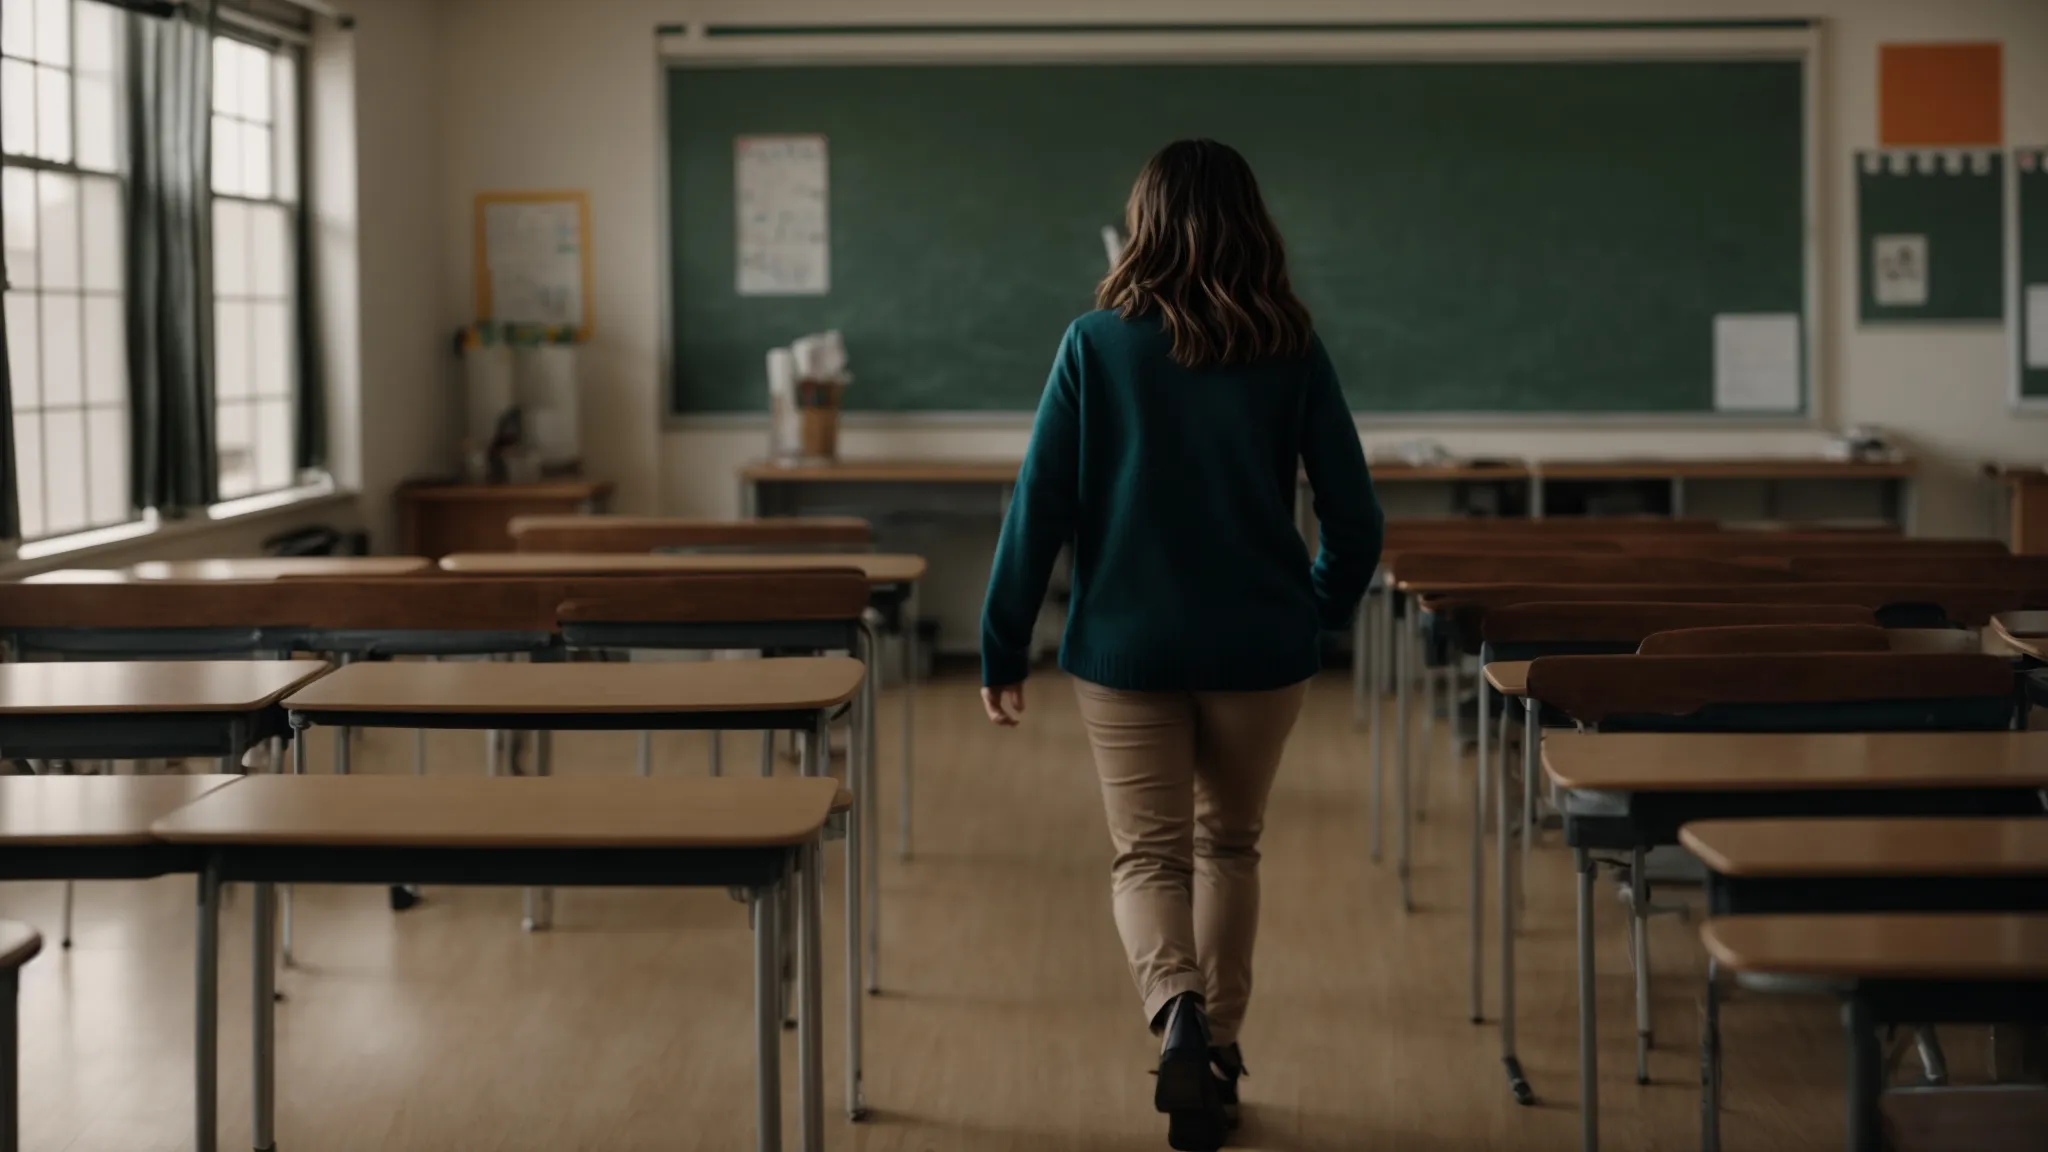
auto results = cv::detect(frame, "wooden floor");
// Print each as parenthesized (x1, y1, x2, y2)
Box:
(7, 671, 1973, 1150)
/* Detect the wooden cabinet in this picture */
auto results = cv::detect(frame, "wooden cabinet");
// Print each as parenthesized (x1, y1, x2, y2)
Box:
(1990, 466, 2048, 555)
(395, 481, 613, 557)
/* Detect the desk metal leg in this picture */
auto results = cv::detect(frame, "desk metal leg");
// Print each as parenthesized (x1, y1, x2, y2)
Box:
(796, 832, 825, 1151)
(196, 863, 221, 1152)
(1397, 599, 1415, 912)
(253, 881, 277, 1151)
(752, 881, 783, 1152)
(900, 584, 918, 861)
(638, 731, 653, 777)
(858, 620, 882, 995)
(710, 730, 724, 776)
(1352, 606, 1369, 730)
(1846, 996, 1882, 1152)
(830, 702, 867, 1119)
(1372, 584, 1391, 864)
(1701, 959, 1722, 1152)
(1522, 719, 1538, 910)
(1419, 635, 1437, 832)
(524, 731, 555, 931)
(59, 880, 72, 949)
(1470, 673, 1488, 1024)
(283, 718, 306, 968)
(1631, 846, 1652, 1085)
(1501, 700, 1532, 1104)
(1576, 847, 1600, 1152)
(0, 968, 14, 1152)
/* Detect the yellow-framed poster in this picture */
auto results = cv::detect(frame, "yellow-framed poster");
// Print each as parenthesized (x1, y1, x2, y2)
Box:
(474, 190, 594, 338)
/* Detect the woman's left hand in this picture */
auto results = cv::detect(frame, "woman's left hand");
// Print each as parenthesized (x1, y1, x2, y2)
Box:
(981, 683, 1025, 727)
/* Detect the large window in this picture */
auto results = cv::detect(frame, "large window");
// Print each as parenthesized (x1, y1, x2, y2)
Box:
(2, 0, 128, 540)
(210, 32, 299, 500)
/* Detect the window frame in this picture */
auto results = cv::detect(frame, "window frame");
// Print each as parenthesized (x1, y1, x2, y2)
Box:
(208, 25, 306, 505)
(3, 0, 135, 543)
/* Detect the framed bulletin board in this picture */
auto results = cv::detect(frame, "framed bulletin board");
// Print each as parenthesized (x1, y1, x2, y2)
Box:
(474, 190, 595, 338)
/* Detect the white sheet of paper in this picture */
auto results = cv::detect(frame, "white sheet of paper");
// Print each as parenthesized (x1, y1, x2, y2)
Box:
(1873, 234, 1929, 307)
(1713, 313, 1802, 412)
(736, 135, 829, 296)
(484, 200, 584, 327)
(1100, 225, 1124, 268)
(2027, 285, 2048, 369)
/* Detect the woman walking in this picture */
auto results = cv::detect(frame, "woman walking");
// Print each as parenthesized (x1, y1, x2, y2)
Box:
(979, 138, 1384, 1150)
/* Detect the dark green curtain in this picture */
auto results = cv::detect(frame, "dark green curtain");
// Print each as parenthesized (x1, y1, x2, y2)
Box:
(0, 292, 16, 542)
(125, 0, 217, 515)
(292, 66, 326, 473)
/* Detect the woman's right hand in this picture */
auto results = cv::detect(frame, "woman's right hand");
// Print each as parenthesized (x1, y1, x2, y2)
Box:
(981, 684, 1025, 728)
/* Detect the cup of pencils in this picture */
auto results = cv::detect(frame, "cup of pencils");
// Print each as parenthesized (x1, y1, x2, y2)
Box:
(788, 331, 849, 462)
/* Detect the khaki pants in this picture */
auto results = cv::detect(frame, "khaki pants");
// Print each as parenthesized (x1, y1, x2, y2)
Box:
(1073, 678, 1310, 1047)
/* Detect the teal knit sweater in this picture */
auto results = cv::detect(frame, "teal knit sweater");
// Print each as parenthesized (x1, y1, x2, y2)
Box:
(981, 310, 1385, 692)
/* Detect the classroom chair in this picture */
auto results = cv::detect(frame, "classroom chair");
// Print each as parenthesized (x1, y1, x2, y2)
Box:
(1526, 652, 2022, 1138)
(0, 920, 38, 1152)
(1635, 623, 1892, 656)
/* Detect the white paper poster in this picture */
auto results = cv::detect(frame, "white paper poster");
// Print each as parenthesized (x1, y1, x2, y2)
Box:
(2026, 285, 2048, 369)
(483, 199, 586, 328)
(1713, 313, 1802, 412)
(736, 135, 829, 296)
(1873, 233, 1929, 306)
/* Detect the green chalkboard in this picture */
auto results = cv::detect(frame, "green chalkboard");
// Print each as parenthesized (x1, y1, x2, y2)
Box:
(1856, 150, 2005, 324)
(2017, 148, 2048, 403)
(667, 60, 1807, 414)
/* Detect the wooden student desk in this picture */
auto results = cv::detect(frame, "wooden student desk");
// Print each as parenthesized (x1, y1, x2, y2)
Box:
(0, 661, 330, 762)
(230, 658, 862, 1152)
(1682, 817, 2048, 1151)
(1702, 912, 2048, 1152)
(1542, 731, 2048, 1152)
(156, 774, 842, 1152)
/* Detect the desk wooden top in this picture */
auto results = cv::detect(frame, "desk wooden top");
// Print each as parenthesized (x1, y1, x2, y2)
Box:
(399, 480, 613, 503)
(1368, 461, 1534, 481)
(1681, 818, 2048, 878)
(1539, 457, 1916, 481)
(1702, 913, 2048, 980)
(1542, 731, 2048, 793)
(438, 551, 926, 584)
(742, 458, 1019, 485)
(283, 657, 863, 716)
(0, 921, 40, 969)
(0, 775, 240, 845)
(1483, 661, 1530, 697)
(1992, 611, 2048, 661)
(0, 661, 330, 714)
(24, 557, 433, 582)
(152, 775, 842, 849)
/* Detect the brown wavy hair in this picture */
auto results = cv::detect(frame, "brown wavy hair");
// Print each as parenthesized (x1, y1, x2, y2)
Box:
(1097, 139, 1313, 369)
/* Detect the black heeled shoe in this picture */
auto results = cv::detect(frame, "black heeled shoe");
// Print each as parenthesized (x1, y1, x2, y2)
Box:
(1153, 993, 1226, 1151)
(1210, 1044, 1247, 1131)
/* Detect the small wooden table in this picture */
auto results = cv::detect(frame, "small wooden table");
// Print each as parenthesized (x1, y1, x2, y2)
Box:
(396, 480, 613, 557)
(0, 661, 330, 762)
(1543, 732, 2048, 1152)
(1682, 817, 2048, 1150)
(223, 658, 863, 1152)
(156, 774, 842, 1152)
(1702, 912, 2048, 1152)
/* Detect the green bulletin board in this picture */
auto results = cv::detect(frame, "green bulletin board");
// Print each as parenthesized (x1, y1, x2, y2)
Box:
(1856, 149, 2005, 323)
(2016, 148, 2048, 405)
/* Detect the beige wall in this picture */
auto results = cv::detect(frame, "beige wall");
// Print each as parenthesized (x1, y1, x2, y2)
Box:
(418, 0, 2048, 644)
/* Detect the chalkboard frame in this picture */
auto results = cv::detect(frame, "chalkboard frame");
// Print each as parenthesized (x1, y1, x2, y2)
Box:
(655, 20, 1824, 426)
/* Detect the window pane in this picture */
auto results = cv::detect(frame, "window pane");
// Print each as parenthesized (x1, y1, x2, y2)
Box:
(255, 397, 288, 490)
(75, 0, 115, 75)
(252, 300, 288, 395)
(272, 53, 297, 203)
(80, 175, 117, 290)
(239, 41, 269, 123)
(2, 59, 35, 157)
(82, 292, 119, 403)
(2, 166, 35, 288)
(0, 0, 33, 59)
(35, 170, 77, 290)
(34, 64, 68, 162)
(211, 114, 242, 196)
(250, 203, 288, 297)
(38, 288, 78, 405)
(86, 403, 125, 524)
(3, 291, 34, 406)
(211, 37, 240, 117)
(42, 405, 83, 535)
(240, 121, 271, 200)
(212, 198, 248, 295)
(215, 299, 249, 400)
(30, 0, 64, 66)
(216, 399, 252, 498)
(75, 73, 115, 171)
(12, 410, 41, 538)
